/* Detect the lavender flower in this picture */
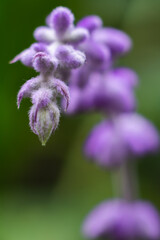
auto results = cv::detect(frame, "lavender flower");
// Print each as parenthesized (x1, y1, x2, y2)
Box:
(77, 16, 103, 33)
(66, 12, 160, 240)
(11, 6, 89, 145)
(77, 19, 111, 72)
(42, 7, 89, 44)
(29, 102, 60, 146)
(67, 68, 138, 114)
(17, 75, 70, 145)
(66, 15, 135, 115)
(10, 43, 48, 67)
(11, 7, 88, 76)
(14, 49, 70, 146)
(82, 200, 160, 240)
(77, 15, 132, 66)
(84, 113, 159, 168)
(92, 27, 132, 57)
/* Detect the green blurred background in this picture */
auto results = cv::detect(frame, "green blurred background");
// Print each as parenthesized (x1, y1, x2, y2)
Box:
(1, 0, 160, 239)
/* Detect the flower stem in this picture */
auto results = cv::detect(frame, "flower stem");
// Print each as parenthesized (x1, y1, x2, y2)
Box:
(119, 160, 139, 201)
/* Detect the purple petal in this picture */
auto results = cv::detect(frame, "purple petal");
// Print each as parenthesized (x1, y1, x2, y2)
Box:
(20, 48, 36, 67)
(82, 41, 111, 70)
(64, 27, 89, 44)
(77, 15, 102, 33)
(84, 72, 136, 113)
(82, 200, 160, 240)
(11, 43, 47, 66)
(65, 87, 81, 114)
(84, 113, 159, 168)
(55, 45, 86, 69)
(49, 7, 74, 37)
(34, 26, 55, 43)
(11, 48, 35, 67)
(69, 65, 90, 87)
(50, 78, 70, 111)
(82, 200, 127, 239)
(45, 12, 51, 26)
(107, 67, 139, 88)
(29, 105, 38, 134)
(118, 113, 160, 155)
(10, 51, 25, 64)
(134, 201, 160, 239)
(32, 52, 58, 73)
(100, 75, 136, 113)
(92, 27, 132, 56)
(84, 120, 127, 167)
(31, 88, 53, 122)
(17, 77, 40, 108)
(32, 43, 47, 52)
(66, 86, 94, 114)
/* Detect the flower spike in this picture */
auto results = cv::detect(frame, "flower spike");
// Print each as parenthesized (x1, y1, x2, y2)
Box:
(11, 6, 87, 145)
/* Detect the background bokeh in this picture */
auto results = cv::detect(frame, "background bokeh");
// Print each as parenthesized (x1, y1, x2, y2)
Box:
(1, 0, 160, 239)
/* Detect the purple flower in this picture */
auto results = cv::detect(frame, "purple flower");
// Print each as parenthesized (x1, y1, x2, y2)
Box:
(32, 52, 58, 74)
(10, 6, 88, 145)
(84, 113, 159, 167)
(66, 17, 133, 117)
(29, 102, 60, 146)
(55, 45, 86, 69)
(11, 7, 88, 77)
(77, 15, 102, 33)
(34, 7, 89, 44)
(82, 200, 160, 240)
(10, 43, 47, 67)
(17, 77, 42, 109)
(107, 67, 138, 88)
(91, 70, 136, 113)
(76, 20, 131, 74)
(67, 68, 137, 115)
(18, 76, 70, 145)
(49, 7, 74, 36)
(92, 27, 132, 57)
(80, 41, 111, 71)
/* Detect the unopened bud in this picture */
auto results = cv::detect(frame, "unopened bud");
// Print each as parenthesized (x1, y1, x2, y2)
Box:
(29, 102, 60, 146)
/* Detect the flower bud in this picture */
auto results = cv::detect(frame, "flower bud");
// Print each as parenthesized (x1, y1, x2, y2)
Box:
(29, 102, 60, 146)
(55, 45, 86, 69)
(32, 52, 58, 74)
(49, 7, 74, 36)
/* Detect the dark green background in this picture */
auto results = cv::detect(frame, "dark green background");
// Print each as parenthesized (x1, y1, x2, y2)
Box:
(1, 0, 160, 239)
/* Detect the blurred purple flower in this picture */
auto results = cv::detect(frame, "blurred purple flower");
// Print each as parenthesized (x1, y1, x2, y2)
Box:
(77, 15, 102, 33)
(82, 200, 160, 240)
(67, 68, 137, 115)
(66, 14, 134, 117)
(92, 27, 132, 57)
(77, 17, 132, 72)
(84, 113, 159, 167)
(80, 40, 111, 71)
